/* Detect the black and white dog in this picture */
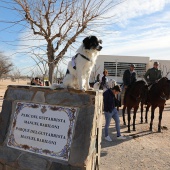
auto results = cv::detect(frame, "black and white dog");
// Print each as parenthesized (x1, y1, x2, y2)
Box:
(63, 36, 102, 90)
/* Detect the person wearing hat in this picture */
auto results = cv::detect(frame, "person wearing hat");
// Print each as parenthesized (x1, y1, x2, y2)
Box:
(144, 61, 162, 84)
(103, 85, 126, 141)
(123, 64, 137, 88)
(121, 64, 137, 105)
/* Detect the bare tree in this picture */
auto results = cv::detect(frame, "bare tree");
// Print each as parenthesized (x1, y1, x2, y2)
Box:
(2, 0, 122, 83)
(0, 52, 13, 78)
(30, 52, 48, 76)
(159, 63, 170, 77)
(12, 67, 21, 82)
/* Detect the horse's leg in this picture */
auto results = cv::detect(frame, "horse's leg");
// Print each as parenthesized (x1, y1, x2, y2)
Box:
(158, 106, 164, 132)
(145, 103, 150, 123)
(140, 102, 143, 123)
(122, 105, 126, 125)
(150, 105, 156, 131)
(133, 106, 138, 131)
(127, 107, 132, 133)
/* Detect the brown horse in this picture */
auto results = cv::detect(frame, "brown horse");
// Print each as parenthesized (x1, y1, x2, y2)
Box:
(141, 77, 170, 132)
(122, 80, 147, 132)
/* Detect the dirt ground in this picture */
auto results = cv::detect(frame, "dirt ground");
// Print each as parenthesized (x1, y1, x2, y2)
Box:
(0, 79, 170, 170)
(100, 102, 170, 170)
(0, 79, 28, 112)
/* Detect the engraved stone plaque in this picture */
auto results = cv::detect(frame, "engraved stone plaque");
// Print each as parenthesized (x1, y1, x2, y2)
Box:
(7, 102, 78, 161)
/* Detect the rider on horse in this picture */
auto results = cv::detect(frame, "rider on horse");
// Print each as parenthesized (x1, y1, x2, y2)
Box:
(123, 64, 137, 88)
(121, 64, 137, 105)
(144, 61, 162, 85)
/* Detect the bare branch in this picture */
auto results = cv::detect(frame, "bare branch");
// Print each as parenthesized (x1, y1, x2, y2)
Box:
(0, 52, 13, 78)
(1, 0, 125, 83)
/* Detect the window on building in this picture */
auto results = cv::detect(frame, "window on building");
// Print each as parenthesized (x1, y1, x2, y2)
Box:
(104, 62, 146, 77)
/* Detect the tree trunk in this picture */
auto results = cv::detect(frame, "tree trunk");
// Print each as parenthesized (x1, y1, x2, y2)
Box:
(48, 63, 55, 84)
(47, 41, 56, 84)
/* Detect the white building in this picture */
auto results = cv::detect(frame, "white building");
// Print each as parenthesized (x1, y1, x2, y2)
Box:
(90, 55, 170, 83)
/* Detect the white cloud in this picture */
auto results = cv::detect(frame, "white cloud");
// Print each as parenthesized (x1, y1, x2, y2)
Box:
(104, 0, 170, 25)
(101, 31, 170, 59)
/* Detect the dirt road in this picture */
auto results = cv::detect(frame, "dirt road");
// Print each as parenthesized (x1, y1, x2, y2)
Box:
(100, 102, 170, 170)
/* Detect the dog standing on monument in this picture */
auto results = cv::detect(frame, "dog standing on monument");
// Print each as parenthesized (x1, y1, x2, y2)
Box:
(63, 36, 102, 90)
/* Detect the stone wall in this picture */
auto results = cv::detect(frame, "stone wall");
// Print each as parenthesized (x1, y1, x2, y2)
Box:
(0, 85, 103, 170)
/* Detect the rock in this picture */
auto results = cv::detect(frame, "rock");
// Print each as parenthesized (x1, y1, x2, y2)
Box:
(0, 100, 12, 144)
(18, 154, 48, 170)
(0, 146, 21, 163)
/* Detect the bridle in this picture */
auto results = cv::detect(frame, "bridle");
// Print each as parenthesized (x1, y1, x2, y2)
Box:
(156, 79, 169, 100)
(160, 87, 169, 100)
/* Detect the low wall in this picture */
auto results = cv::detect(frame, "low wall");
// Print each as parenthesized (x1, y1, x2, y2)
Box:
(0, 85, 103, 170)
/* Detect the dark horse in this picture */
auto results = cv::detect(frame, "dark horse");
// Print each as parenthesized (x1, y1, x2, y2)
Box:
(122, 80, 147, 132)
(141, 77, 170, 132)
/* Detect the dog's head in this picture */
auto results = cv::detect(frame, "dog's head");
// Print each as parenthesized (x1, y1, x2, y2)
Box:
(83, 36, 102, 51)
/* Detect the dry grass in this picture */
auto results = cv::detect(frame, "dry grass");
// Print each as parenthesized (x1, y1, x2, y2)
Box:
(0, 79, 28, 112)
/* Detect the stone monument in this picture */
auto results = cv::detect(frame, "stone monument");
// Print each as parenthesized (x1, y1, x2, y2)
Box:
(0, 85, 103, 170)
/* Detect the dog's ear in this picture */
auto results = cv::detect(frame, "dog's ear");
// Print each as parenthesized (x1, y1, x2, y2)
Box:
(83, 37, 91, 49)
(83, 37, 89, 44)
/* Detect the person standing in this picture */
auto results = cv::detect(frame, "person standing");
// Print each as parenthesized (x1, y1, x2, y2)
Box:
(99, 69, 109, 90)
(103, 85, 126, 141)
(121, 64, 137, 105)
(96, 74, 101, 82)
(144, 61, 162, 85)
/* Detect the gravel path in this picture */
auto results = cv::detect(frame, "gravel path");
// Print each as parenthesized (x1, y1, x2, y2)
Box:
(100, 102, 170, 170)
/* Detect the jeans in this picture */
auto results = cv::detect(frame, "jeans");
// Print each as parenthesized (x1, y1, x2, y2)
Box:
(104, 108, 121, 137)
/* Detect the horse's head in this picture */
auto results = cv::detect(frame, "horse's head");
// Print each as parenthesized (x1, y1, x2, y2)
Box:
(158, 77, 168, 85)
(158, 77, 170, 100)
(165, 80, 170, 100)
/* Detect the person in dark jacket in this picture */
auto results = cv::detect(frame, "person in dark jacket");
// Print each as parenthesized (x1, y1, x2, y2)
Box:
(123, 64, 137, 88)
(121, 64, 137, 105)
(144, 61, 162, 85)
(103, 85, 126, 141)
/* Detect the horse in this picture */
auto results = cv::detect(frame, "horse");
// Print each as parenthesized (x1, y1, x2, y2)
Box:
(122, 80, 147, 132)
(140, 77, 170, 132)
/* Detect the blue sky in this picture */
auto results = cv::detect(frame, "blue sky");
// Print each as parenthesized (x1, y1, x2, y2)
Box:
(0, 0, 170, 75)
